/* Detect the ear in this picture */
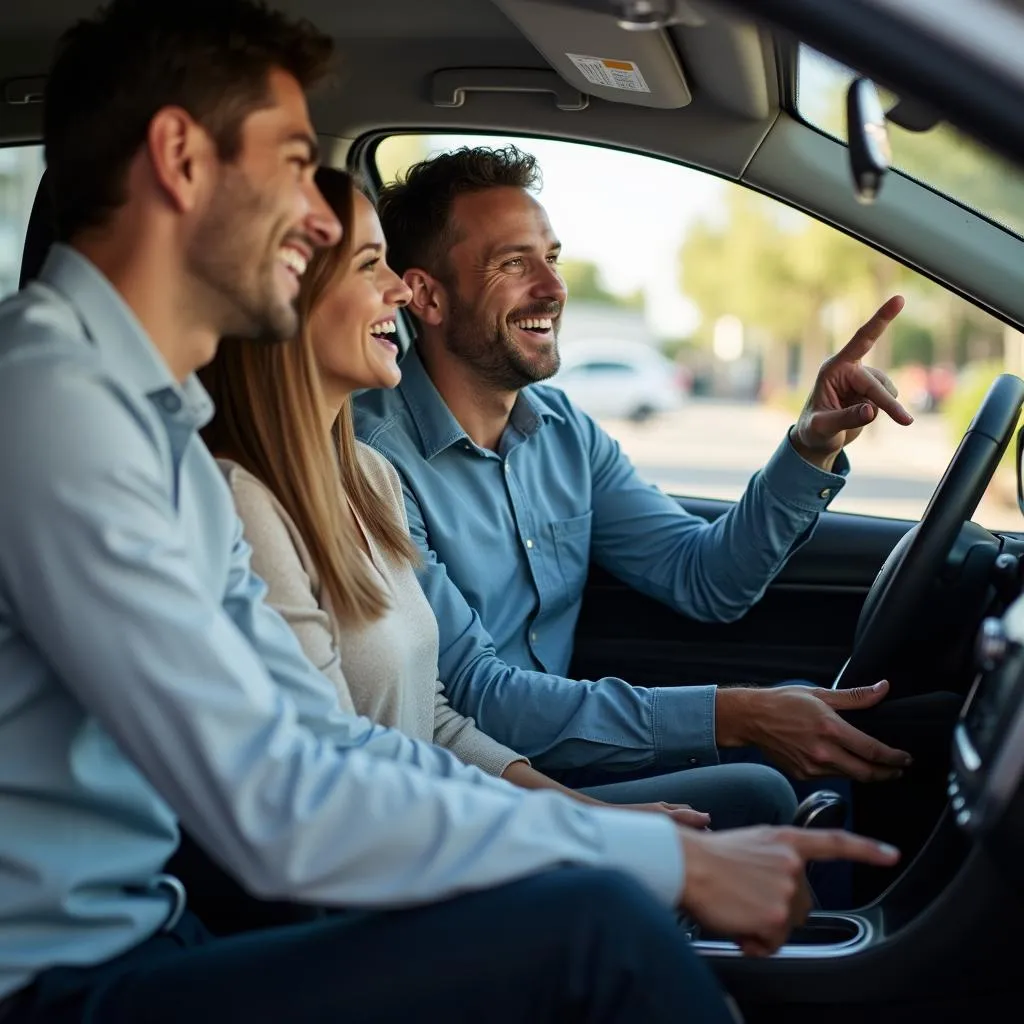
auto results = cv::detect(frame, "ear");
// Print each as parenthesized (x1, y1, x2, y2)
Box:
(404, 268, 447, 327)
(145, 107, 217, 215)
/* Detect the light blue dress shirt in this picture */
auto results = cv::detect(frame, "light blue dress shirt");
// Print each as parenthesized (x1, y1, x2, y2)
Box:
(353, 346, 848, 774)
(0, 246, 682, 1001)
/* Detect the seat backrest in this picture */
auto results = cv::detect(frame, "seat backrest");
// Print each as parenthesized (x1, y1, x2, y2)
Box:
(20, 168, 56, 290)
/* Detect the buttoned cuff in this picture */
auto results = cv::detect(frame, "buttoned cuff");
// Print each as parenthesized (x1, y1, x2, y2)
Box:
(759, 432, 850, 514)
(651, 684, 720, 768)
(586, 805, 684, 906)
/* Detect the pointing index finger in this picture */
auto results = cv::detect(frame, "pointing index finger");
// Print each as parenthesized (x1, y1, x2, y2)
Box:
(786, 828, 901, 866)
(836, 295, 906, 363)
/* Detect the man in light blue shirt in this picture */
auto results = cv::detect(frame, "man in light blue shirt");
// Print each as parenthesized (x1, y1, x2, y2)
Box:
(0, 3, 899, 1022)
(354, 145, 914, 792)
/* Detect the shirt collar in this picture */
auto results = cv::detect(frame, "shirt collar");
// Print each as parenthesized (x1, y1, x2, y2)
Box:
(397, 344, 565, 460)
(39, 243, 213, 427)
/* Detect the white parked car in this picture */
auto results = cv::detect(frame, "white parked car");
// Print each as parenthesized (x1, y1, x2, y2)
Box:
(549, 341, 689, 423)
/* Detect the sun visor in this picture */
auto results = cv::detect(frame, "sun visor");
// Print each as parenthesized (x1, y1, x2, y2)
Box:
(493, 0, 691, 109)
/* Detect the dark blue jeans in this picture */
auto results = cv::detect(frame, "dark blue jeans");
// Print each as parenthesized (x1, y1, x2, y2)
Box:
(4, 868, 736, 1024)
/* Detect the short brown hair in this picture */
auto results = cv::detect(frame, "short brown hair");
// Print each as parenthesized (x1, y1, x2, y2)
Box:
(377, 144, 541, 279)
(44, 0, 334, 240)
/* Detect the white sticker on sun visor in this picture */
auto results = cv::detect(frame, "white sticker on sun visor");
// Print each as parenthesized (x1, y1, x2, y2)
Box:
(566, 54, 650, 93)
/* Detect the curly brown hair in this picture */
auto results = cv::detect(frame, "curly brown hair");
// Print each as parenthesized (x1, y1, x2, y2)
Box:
(377, 144, 541, 281)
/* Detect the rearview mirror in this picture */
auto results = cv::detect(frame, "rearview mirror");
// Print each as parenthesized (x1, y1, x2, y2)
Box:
(847, 77, 891, 204)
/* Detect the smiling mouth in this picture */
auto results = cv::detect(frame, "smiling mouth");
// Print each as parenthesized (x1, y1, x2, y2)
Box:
(370, 319, 399, 349)
(511, 316, 556, 337)
(277, 245, 309, 283)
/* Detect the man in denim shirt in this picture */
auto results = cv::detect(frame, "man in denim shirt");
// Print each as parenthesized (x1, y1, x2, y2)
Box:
(354, 146, 914, 799)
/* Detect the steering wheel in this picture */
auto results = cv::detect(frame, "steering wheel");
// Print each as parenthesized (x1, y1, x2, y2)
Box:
(834, 373, 1024, 691)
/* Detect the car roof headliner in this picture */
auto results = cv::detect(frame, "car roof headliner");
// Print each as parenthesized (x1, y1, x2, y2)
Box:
(0, 1, 781, 170)
(0, 0, 522, 41)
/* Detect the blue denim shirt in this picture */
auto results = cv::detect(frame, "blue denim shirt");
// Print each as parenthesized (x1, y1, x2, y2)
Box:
(354, 347, 848, 773)
(0, 248, 681, 1000)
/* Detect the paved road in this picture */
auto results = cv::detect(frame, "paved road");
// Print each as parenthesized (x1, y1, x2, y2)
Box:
(598, 399, 1023, 531)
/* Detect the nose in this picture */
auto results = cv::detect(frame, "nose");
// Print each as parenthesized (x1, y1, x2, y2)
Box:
(531, 261, 567, 305)
(304, 177, 343, 249)
(385, 268, 413, 309)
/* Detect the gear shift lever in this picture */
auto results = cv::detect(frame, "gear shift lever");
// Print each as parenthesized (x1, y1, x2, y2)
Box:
(792, 789, 848, 830)
(681, 790, 851, 940)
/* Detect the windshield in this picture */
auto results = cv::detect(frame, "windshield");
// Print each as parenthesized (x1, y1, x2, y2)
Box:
(796, 45, 1024, 239)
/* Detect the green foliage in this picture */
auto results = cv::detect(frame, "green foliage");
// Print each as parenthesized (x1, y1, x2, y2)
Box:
(678, 53, 1023, 398)
(943, 361, 1023, 477)
(678, 188, 911, 389)
(560, 259, 642, 308)
(890, 319, 933, 368)
(677, 146, 1010, 393)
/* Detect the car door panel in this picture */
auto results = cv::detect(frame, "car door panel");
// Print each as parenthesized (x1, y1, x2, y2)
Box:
(569, 498, 912, 688)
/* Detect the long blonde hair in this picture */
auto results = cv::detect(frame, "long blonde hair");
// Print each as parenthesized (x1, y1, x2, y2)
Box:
(200, 167, 417, 625)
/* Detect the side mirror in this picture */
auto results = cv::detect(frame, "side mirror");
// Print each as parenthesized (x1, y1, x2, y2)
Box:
(847, 77, 891, 204)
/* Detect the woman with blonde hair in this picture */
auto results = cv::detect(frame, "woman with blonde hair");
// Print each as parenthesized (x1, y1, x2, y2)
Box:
(201, 167, 796, 826)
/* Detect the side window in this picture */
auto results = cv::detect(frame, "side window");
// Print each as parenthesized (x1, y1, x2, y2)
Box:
(0, 145, 45, 300)
(375, 134, 1019, 531)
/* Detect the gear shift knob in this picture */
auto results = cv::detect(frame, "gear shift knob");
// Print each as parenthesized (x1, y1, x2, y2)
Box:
(792, 789, 848, 830)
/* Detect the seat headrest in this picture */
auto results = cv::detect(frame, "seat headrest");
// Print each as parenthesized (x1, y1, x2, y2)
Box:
(20, 168, 56, 290)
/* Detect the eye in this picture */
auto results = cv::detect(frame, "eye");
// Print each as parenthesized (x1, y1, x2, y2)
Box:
(289, 150, 316, 173)
(546, 253, 561, 265)
(361, 257, 381, 272)
(502, 257, 525, 270)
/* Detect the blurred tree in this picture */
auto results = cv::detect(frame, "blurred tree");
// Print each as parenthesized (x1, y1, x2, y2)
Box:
(560, 259, 643, 308)
(678, 189, 913, 392)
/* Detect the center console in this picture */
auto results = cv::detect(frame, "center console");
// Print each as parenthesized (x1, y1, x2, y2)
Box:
(692, 588, 1024, 1008)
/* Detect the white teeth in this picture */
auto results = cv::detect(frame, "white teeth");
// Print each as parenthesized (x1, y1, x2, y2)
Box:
(279, 248, 308, 276)
(371, 320, 397, 335)
(513, 317, 553, 331)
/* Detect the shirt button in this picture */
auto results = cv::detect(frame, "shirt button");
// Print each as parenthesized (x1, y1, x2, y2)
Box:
(530, 631, 538, 643)
(819, 487, 832, 499)
(504, 462, 510, 473)
(160, 393, 182, 414)
(525, 538, 534, 549)
(688, 757, 699, 766)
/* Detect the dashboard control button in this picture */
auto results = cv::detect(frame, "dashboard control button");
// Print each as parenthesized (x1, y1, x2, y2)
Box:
(977, 617, 1009, 672)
